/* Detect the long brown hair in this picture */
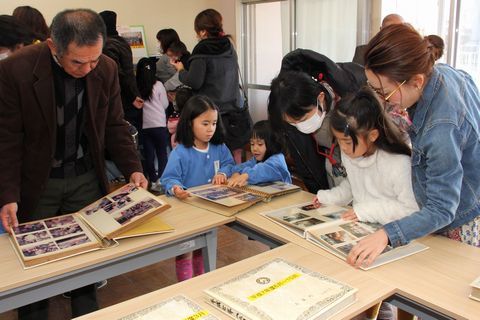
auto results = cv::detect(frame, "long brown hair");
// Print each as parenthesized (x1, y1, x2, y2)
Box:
(365, 24, 436, 82)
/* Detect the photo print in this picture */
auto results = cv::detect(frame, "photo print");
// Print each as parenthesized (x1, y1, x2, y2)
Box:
(115, 197, 160, 225)
(22, 242, 58, 257)
(192, 186, 243, 200)
(292, 217, 324, 229)
(323, 210, 347, 220)
(340, 222, 372, 238)
(234, 193, 263, 202)
(16, 231, 50, 246)
(282, 211, 309, 222)
(320, 230, 355, 245)
(336, 243, 355, 256)
(45, 215, 76, 228)
(83, 198, 113, 215)
(300, 203, 320, 211)
(56, 234, 91, 249)
(13, 222, 45, 235)
(49, 224, 83, 238)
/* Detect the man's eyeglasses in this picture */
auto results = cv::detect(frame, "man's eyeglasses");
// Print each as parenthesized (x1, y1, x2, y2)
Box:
(368, 80, 406, 102)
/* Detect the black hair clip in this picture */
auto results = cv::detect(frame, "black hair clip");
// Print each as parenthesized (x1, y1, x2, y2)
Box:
(332, 162, 347, 178)
(343, 123, 350, 136)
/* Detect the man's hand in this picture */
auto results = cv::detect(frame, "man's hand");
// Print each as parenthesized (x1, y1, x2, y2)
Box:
(0, 202, 18, 233)
(129, 172, 148, 189)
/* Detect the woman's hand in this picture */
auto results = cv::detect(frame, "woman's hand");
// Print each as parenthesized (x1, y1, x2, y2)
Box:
(341, 209, 358, 221)
(212, 173, 227, 185)
(228, 173, 249, 187)
(172, 185, 190, 199)
(346, 229, 389, 268)
(171, 59, 184, 71)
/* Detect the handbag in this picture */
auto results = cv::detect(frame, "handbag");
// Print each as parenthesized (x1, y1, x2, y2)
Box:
(221, 66, 253, 150)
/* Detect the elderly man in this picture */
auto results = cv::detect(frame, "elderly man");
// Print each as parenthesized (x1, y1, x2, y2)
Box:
(0, 8, 147, 319)
(352, 13, 405, 65)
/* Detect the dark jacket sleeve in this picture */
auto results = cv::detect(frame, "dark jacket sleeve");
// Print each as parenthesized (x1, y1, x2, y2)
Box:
(101, 58, 143, 180)
(103, 37, 140, 106)
(0, 61, 23, 207)
(178, 58, 207, 90)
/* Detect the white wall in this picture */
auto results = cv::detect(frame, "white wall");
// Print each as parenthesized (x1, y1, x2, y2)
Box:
(0, 0, 236, 56)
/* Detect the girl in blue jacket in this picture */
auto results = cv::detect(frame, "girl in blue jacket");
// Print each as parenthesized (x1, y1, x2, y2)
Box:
(160, 95, 234, 281)
(225, 120, 291, 187)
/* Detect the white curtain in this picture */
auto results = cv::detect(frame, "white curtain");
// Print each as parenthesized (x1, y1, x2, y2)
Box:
(296, 0, 358, 62)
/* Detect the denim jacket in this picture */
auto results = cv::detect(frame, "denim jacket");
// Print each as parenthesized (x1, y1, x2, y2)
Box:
(384, 64, 480, 247)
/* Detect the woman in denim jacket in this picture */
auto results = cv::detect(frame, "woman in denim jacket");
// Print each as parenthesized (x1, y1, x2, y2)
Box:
(348, 23, 480, 268)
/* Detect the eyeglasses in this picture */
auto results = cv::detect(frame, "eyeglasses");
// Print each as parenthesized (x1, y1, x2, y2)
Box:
(368, 80, 406, 102)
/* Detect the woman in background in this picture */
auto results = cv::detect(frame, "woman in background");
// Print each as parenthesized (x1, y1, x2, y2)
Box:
(12, 6, 49, 42)
(172, 9, 249, 163)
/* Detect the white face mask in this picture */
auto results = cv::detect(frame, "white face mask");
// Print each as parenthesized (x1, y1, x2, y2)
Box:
(291, 99, 326, 134)
(0, 50, 11, 61)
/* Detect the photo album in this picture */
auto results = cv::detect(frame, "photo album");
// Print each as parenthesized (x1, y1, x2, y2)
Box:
(204, 258, 357, 320)
(119, 295, 219, 320)
(10, 184, 172, 268)
(184, 181, 301, 216)
(470, 276, 480, 302)
(260, 202, 429, 270)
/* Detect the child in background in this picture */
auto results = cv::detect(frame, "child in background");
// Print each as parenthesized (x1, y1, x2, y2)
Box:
(224, 120, 292, 187)
(160, 95, 235, 281)
(164, 41, 191, 91)
(315, 87, 419, 225)
(136, 58, 169, 192)
(167, 86, 193, 149)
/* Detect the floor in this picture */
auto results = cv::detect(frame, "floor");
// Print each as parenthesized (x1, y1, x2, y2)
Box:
(0, 226, 270, 320)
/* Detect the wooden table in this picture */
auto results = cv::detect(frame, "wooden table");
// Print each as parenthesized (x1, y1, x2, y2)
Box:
(75, 243, 396, 320)
(231, 190, 480, 320)
(0, 196, 233, 313)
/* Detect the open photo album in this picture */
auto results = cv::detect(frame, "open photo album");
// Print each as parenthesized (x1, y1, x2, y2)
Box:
(10, 184, 172, 268)
(470, 276, 480, 302)
(204, 258, 357, 320)
(260, 202, 429, 270)
(184, 181, 301, 216)
(119, 295, 219, 320)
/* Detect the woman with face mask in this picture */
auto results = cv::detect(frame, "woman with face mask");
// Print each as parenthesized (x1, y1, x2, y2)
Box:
(268, 70, 345, 192)
(268, 49, 366, 193)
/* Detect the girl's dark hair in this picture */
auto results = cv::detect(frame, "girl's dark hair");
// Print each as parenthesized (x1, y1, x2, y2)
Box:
(194, 9, 224, 37)
(268, 71, 322, 132)
(12, 6, 49, 41)
(175, 86, 193, 113)
(136, 57, 157, 100)
(176, 95, 225, 147)
(425, 34, 445, 61)
(167, 40, 188, 57)
(251, 120, 283, 162)
(330, 87, 411, 156)
(156, 28, 179, 53)
(365, 23, 436, 83)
